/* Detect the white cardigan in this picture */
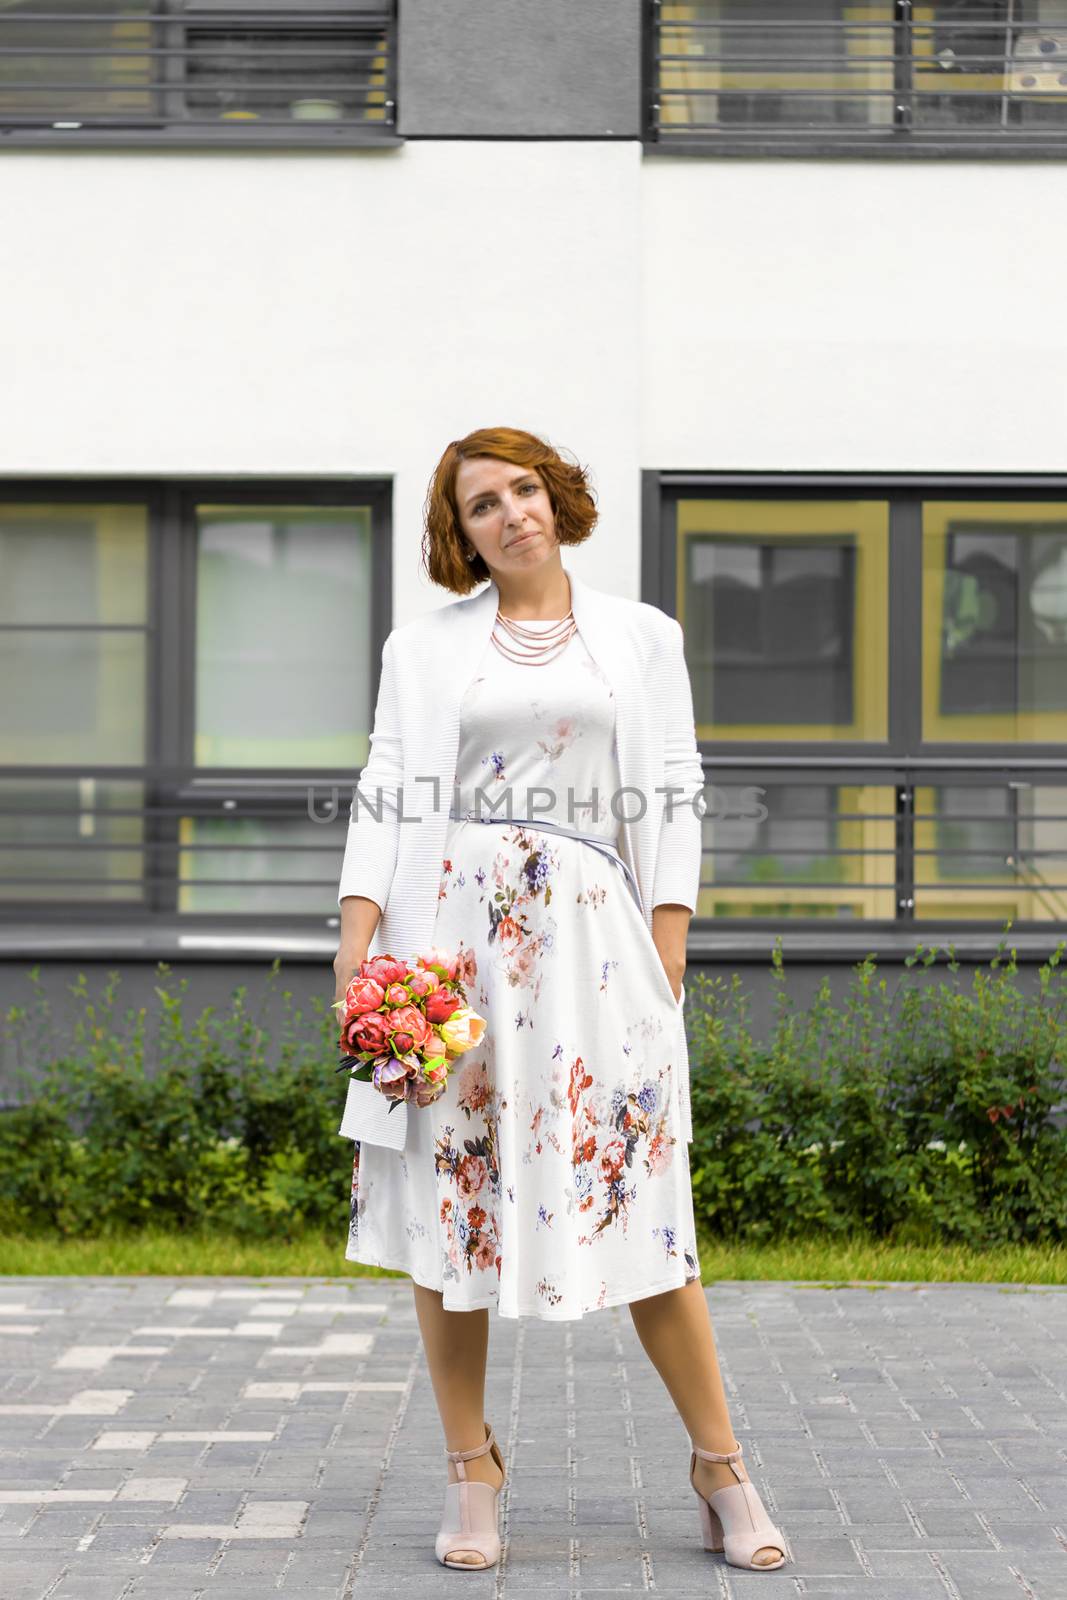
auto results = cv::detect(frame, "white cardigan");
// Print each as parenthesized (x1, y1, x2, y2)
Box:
(336, 566, 707, 1145)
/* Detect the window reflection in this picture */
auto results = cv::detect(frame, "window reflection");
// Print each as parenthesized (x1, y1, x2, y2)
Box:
(658, 1, 896, 134)
(178, 813, 337, 914)
(677, 499, 889, 742)
(0, 502, 148, 766)
(0, 776, 144, 903)
(924, 503, 1067, 740)
(697, 781, 897, 920)
(914, 783, 1067, 922)
(195, 504, 373, 769)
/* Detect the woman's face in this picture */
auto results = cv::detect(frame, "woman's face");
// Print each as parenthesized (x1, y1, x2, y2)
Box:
(454, 457, 558, 578)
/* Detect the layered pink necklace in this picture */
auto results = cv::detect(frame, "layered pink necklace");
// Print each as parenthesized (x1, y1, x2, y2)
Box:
(491, 607, 578, 666)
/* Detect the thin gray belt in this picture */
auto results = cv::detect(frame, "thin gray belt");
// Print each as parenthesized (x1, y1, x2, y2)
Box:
(447, 806, 643, 916)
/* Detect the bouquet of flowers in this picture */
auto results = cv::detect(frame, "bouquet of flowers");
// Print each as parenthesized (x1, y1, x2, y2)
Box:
(332, 948, 487, 1115)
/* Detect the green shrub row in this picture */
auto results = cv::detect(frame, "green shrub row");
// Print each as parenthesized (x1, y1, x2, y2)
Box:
(2, 934, 1065, 1246)
(0, 965, 346, 1240)
(687, 935, 1067, 1247)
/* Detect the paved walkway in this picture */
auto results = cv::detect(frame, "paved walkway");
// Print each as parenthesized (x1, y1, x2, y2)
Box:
(0, 1276, 1065, 1599)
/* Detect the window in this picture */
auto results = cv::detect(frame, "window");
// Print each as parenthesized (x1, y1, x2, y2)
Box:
(0, 482, 390, 920)
(652, 476, 1067, 929)
(675, 499, 889, 742)
(0, 1, 397, 147)
(649, 1, 1067, 156)
(923, 503, 1067, 743)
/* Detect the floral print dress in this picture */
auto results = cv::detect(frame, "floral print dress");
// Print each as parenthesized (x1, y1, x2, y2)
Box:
(345, 620, 702, 1320)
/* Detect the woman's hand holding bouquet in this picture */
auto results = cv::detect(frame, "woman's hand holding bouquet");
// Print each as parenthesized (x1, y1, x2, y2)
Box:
(332, 948, 486, 1114)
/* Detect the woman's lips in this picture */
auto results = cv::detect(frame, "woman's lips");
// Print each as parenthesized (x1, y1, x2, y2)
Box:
(508, 530, 539, 548)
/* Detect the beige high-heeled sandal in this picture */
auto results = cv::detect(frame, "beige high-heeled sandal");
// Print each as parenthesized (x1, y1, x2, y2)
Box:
(435, 1420, 506, 1570)
(690, 1437, 788, 1571)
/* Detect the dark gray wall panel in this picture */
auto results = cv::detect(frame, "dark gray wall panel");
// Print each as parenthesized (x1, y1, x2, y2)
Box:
(398, 0, 642, 137)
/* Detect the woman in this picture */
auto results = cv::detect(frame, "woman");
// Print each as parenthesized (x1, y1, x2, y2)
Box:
(333, 427, 789, 1574)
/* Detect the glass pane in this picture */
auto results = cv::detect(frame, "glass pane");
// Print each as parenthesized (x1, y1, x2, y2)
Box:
(0, 2, 392, 129)
(658, 1, 897, 135)
(0, 3, 157, 123)
(914, 782, 1067, 921)
(178, 813, 339, 914)
(677, 499, 889, 741)
(912, 2, 1067, 135)
(0, 777, 144, 903)
(0, 503, 147, 625)
(0, 631, 146, 764)
(923, 502, 1067, 741)
(696, 781, 897, 919)
(194, 504, 373, 770)
(184, 13, 392, 125)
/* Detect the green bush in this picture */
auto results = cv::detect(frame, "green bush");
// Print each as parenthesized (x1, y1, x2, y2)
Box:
(3, 933, 1065, 1247)
(687, 931, 1067, 1247)
(0, 961, 347, 1240)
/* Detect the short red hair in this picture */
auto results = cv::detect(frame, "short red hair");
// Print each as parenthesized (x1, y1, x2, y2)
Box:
(420, 426, 599, 595)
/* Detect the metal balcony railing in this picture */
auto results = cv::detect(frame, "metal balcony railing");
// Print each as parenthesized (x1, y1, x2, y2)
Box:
(2, 756, 1067, 931)
(0, 1, 397, 146)
(649, 1, 1067, 156)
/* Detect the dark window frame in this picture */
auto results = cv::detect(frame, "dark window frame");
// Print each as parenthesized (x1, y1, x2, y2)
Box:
(0, 1, 400, 150)
(643, 469, 1067, 935)
(0, 476, 392, 925)
(643, 0, 1067, 161)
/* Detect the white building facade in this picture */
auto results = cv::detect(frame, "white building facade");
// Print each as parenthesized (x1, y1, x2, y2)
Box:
(1, 1, 1066, 1030)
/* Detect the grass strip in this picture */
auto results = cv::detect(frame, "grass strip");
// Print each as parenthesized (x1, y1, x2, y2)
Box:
(0, 1228, 1064, 1285)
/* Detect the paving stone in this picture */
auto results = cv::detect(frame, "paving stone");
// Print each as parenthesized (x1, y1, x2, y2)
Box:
(1, 1276, 1066, 1596)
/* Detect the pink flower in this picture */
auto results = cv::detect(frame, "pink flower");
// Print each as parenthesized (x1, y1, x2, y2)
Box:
(388, 1004, 432, 1055)
(362, 954, 407, 988)
(419, 947, 459, 981)
(473, 1236, 496, 1271)
(456, 1153, 487, 1198)
(457, 1058, 490, 1112)
(600, 1138, 627, 1181)
(344, 975, 384, 1015)
(406, 967, 437, 999)
(510, 944, 536, 984)
(384, 982, 410, 1008)
(646, 1135, 672, 1177)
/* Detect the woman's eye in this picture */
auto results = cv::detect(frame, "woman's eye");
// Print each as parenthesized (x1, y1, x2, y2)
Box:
(472, 484, 536, 516)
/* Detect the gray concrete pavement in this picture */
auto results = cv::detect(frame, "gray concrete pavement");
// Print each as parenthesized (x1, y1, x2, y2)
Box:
(0, 1276, 1065, 1599)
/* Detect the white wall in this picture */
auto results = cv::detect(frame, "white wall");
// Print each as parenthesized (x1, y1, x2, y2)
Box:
(0, 142, 643, 625)
(643, 156, 1067, 471)
(3, 142, 1065, 630)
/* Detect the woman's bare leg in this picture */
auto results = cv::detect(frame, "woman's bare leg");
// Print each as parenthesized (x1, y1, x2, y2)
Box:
(411, 1282, 505, 1565)
(628, 1278, 783, 1567)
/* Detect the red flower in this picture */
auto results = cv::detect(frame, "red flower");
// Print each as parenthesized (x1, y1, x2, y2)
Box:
(388, 1004, 432, 1055)
(349, 1010, 391, 1054)
(362, 955, 407, 987)
(425, 987, 462, 1024)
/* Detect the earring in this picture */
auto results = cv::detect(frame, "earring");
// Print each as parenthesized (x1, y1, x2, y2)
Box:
(464, 546, 476, 563)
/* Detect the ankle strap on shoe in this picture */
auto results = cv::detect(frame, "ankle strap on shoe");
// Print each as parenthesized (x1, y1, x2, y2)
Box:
(445, 1426, 495, 1464)
(692, 1438, 743, 1465)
